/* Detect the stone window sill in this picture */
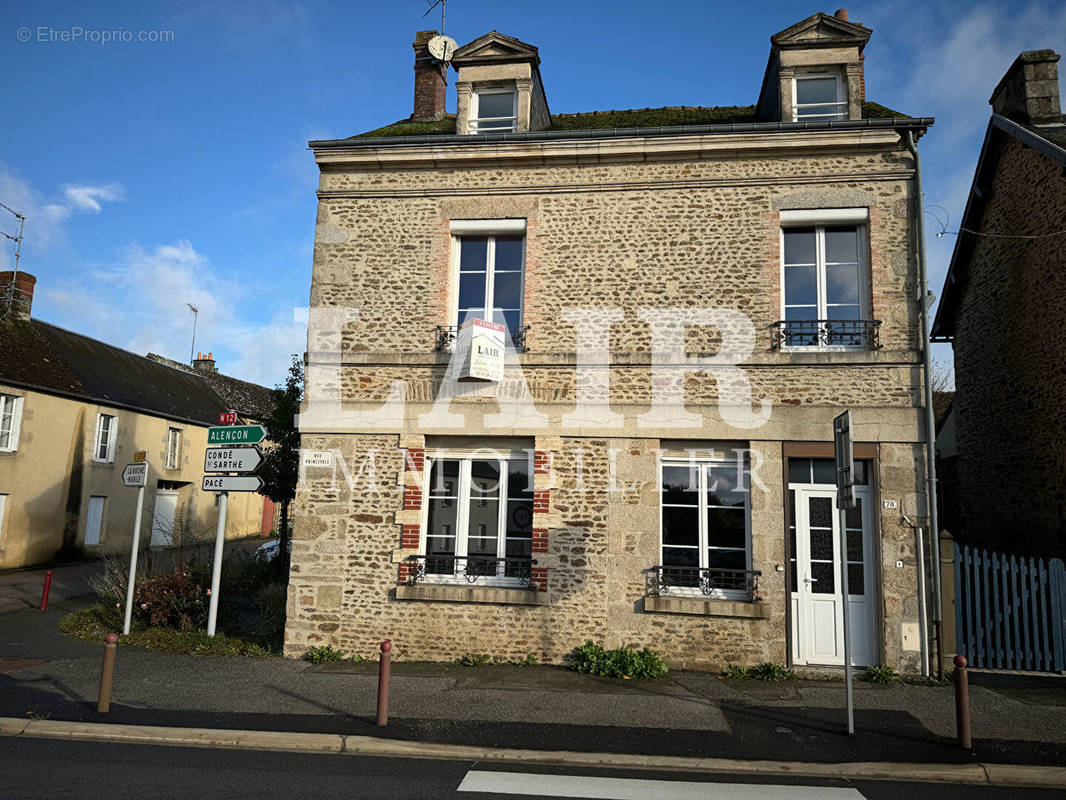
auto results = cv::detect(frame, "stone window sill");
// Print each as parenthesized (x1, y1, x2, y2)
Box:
(644, 595, 769, 619)
(395, 583, 547, 606)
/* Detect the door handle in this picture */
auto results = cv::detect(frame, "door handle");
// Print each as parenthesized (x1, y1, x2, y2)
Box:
(803, 576, 818, 584)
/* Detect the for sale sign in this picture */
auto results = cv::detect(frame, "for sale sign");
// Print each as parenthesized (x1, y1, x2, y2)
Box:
(456, 318, 505, 383)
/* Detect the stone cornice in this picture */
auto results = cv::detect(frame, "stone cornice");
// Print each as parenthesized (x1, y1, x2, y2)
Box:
(313, 128, 904, 170)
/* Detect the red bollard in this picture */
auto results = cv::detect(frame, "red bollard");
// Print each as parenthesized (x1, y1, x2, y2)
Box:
(376, 640, 392, 727)
(40, 570, 53, 611)
(954, 654, 971, 749)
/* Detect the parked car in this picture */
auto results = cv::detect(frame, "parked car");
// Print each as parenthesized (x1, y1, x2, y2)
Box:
(255, 538, 290, 562)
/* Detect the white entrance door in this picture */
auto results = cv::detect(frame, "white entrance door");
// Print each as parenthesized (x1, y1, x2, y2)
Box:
(791, 486, 876, 666)
(150, 490, 179, 547)
(84, 496, 105, 546)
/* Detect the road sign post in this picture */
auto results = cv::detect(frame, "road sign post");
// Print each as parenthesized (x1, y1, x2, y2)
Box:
(206, 491, 227, 637)
(121, 461, 148, 636)
(834, 410, 856, 736)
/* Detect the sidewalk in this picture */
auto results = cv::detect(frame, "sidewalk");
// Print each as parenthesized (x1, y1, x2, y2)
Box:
(0, 561, 101, 614)
(2, 603, 1066, 770)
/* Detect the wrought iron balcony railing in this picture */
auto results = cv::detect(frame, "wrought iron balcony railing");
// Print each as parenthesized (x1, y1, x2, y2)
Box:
(647, 565, 761, 601)
(770, 319, 881, 350)
(433, 324, 530, 354)
(405, 554, 536, 588)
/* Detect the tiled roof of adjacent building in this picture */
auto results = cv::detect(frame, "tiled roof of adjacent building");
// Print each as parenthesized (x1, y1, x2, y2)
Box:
(354, 102, 907, 139)
(146, 353, 275, 420)
(0, 317, 273, 426)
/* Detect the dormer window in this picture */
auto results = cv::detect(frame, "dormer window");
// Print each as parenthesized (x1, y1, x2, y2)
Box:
(793, 74, 846, 121)
(471, 88, 518, 133)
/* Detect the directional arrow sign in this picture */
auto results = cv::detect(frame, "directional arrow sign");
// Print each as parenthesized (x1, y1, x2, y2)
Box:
(207, 424, 266, 445)
(122, 463, 148, 487)
(202, 475, 263, 493)
(204, 446, 263, 474)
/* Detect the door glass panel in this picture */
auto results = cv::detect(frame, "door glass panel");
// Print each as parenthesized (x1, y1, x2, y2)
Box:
(846, 528, 863, 561)
(845, 497, 863, 531)
(848, 564, 865, 595)
(811, 560, 835, 593)
(788, 489, 797, 588)
(809, 529, 834, 560)
(808, 496, 833, 528)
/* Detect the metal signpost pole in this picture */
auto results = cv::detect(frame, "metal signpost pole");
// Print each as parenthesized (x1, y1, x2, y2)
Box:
(206, 491, 228, 637)
(123, 484, 145, 636)
(834, 411, 855, 736)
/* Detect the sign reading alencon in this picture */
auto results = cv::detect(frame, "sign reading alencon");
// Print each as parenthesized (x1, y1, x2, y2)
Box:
(207, 424, 266, 445)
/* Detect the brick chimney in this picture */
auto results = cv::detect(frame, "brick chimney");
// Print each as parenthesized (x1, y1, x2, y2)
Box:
(192, 351, 217, 373)
(0, 271, 35, 320)
(990, 50, 1063, 125)
(412, 29, 447, 120)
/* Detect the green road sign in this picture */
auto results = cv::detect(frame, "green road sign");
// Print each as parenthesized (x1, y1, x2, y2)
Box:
(207, 424, 266, 445)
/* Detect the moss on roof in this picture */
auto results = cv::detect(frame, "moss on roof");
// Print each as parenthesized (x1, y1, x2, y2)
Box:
(352, 101, 908, 139)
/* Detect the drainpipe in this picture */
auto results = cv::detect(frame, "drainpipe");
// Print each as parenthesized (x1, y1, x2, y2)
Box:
(904, 129, 943, 679)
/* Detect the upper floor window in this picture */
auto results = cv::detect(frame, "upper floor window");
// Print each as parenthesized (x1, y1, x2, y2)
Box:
(94, 413, 116, 463)
(470, 89, 517, 133)
(452, 222, 526, 336)
(794, 74, 846, 121)
(777, 209, 876, 350)
(165, 427, 182, 469)
(0, 394, 23, 452)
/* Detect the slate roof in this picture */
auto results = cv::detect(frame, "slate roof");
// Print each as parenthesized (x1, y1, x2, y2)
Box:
(0, 317, 272, 427)
(354, 102, 907, 139)
(146, 354, 275, 420)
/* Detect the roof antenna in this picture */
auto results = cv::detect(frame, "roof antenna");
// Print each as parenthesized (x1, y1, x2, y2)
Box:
(423, 0, 446, 36)
(0, 201, 26, 321)
(186, 303, 199, 364)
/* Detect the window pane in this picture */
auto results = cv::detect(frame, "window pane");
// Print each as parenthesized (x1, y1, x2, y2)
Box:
(845, 496, 864, 531)
(706, 508, 746, 549)
(507, 460, 533, 498)
(854, 460, 869, 485)
(470, 460, 500, 495)
(458, 273, 487, 313)
(789, 490, 797, 588)
(428, 460, 459, 497)
(662, 546, 698, 568)
(811, 560, 835, 593)
(493, 271, 523, 309)
(707, 548, 746, 570)
(662, 465, 698, 505)
(808, 495, 833, 527)
(783, 228, 816, 265)
(475, 119, 515, 131)
(496, 309, 522, 333)
(826, 264, 860, 305)
(707, 464, 745, 507)
(796, 77, 839, 105)
(662, 506, 699, 547)
(846, 528, 863, 561)
(788, 459, 811, 484)
(506, 500, 533, 538)
(494, 236, 523, 269)
(477, 92, 515, 119)
(460, 237, 488, 270)
(797, 105, 846, 119)
(848, 564, 865, 595)
(812, 459, 836, 484)
(825, 226, 859, 263)
(427, 499, 457, 541)
(784, 265, 817, 305)
(827, 304, 862, 321)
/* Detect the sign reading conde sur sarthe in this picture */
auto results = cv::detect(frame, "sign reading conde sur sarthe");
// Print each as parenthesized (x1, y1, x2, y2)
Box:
(204, 446, 263, 474)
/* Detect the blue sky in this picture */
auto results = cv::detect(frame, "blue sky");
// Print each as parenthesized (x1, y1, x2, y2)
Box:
(3, 0, 1065, 386)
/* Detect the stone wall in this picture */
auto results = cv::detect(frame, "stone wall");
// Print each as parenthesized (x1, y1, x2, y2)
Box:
(950, 136, 1066, 558)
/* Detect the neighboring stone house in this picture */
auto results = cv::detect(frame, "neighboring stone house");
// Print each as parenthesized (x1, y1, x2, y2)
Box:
(932, 50, 1066, 560)
(0, 271, 275, 569)
(288, 10, 937, 672)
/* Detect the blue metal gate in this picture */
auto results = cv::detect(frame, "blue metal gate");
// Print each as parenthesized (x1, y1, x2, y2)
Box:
(954, 544, 1066, 672)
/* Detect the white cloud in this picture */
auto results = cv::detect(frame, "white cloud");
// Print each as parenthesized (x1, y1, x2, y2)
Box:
(62, 183, 125, 213)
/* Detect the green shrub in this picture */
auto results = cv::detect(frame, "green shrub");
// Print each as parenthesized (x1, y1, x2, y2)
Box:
(304, 645, 350, 664)
(513, 653, 538, 667)
(459, 652, 493, 667)
(865, 664, 900, 684)
(751, 662, 797, 682)
(725, 664, 749, 679)
(569, 641, 668, 679)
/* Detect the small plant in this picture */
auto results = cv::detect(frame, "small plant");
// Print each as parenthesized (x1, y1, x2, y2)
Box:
(750, 662, 797, 682)
(459, 652, 493, 667)
(569, 641, 669, 679)
(512, 653, 538, 667)
(133, 568, 209, 632)
(865, 664, 900, 684)
(304, 645, 348, 664)
(725, 664, 749, 679)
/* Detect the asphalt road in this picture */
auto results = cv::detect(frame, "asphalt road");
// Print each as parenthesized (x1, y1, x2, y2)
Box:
(3, 738, 1063, 800)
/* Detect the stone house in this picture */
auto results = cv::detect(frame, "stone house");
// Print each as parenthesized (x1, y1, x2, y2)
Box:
(0, 271, 275, 569)
(932, 50, 1066, 560)
(287, 10, 938, 672)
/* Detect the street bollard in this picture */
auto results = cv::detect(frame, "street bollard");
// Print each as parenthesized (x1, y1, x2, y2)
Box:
(954, 654, 971, 749)
(39, 570, 53, 611)
(97, 633, 118, 713)
(376, 639, 392, 727)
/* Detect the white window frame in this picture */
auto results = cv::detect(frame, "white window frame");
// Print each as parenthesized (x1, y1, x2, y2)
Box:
(448, 221, 527, 333)
(84, 495, 106, 546)
(0, 494, 7, 547)
(658, 452, 753, 600)
(0, 394, 24, 452)
(165, 427, 182, 469)
(779, 209, 871, 352)
(93, 413, 117, 463)
(793, 72, 847, 122)
(419, 449, 534, 588)
(470, 88, 518, 134)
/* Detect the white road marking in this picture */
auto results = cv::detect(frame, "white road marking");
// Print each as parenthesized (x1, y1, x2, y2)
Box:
(457, 770, 866, 799)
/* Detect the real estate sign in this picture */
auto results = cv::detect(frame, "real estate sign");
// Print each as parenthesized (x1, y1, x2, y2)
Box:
(456, 318, 505, 382)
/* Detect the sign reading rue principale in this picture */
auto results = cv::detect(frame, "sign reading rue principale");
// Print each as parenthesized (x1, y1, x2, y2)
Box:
(204, 446, 263, 474)
(207, 424, 266, 445)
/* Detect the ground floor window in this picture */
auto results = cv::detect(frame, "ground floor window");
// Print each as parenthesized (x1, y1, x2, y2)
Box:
(422, 452, 533, 584)
(659, 451, 751, 597)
